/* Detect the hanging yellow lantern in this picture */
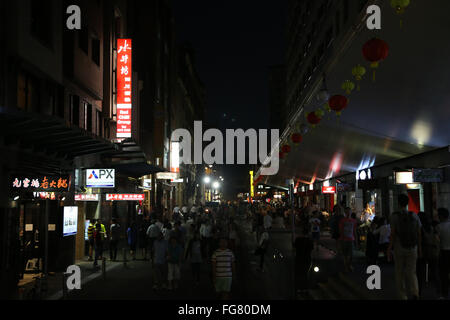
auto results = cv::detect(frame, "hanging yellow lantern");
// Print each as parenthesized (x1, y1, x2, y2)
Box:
(390, 0, 410, 27)
(341, 80, 355, 95)
(352, 65, 366, 91)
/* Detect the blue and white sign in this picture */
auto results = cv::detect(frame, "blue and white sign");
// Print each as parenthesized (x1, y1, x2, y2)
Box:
(86, 169, 115, 188)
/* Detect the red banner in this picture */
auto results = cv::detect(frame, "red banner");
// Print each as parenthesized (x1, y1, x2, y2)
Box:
(116, 39, 132, 138)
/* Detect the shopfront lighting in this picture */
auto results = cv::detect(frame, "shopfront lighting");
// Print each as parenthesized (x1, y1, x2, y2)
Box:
(13, 196, 19, 201)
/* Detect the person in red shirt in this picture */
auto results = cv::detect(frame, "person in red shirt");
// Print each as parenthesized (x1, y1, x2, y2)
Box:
(339, 207, 358, 272)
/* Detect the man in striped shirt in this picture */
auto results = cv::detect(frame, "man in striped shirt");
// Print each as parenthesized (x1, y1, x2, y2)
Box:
(211, 238, 236, 300)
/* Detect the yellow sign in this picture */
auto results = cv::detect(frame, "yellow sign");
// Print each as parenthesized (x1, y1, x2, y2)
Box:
(250, 171, 254, 198)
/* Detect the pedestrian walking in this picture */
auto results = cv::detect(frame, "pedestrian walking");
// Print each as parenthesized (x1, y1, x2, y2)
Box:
(185, 232, 203, 286)
(437, 208, 450, 300)
(373, 217, 391, 263)
(339, 207, 358, 273)
(93, 223, 104, 267)
(109, 218, 120, 261)
(152, 232, 168, 290)
(294, 223, 314, 294)
(255, 227, 269, 272)
(147, 220, 161, 263)
(366, 219, 379, 266)
(212, 238, 236, 300)
(416, 212, 440, 298)
(329, 206, 344, 254)
(167, 237, 183, 290)
(387, 194, 422, 300)
(139, 217, 151, 260)
(200, 220, 213, 259)
(309, 212, 321, 251)
(87, 219, 96, 261)
(127, 222, 138, 260)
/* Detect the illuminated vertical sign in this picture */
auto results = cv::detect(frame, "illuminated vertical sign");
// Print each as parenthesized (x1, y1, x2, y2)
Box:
(117, 39, 132, 138)
(250, 171, 254, 198)
(170, 142, 180, 173)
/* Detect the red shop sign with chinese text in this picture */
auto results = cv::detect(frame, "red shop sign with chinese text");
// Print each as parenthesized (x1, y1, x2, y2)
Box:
(11, 176, 71, 192)
(117, 39, 132, 138)
(106, 194, 145, 201)
(322, 186, 336, 194)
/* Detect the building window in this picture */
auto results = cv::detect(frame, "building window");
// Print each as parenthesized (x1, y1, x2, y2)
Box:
(30, 0, 53, 48)
(84, 103, 92, 131)
(96, 110, 102, 136)
(17, 71, 40, 112)
(70, 95, 80, 126)
(92, 37, 100, 66)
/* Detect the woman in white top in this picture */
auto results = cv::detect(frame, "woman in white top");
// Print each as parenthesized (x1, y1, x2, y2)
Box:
(373, 217, 391, 262)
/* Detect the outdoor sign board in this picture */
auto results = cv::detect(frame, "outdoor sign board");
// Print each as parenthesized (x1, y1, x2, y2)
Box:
(106, 194, 145, 201)
(11, 175, 70, 192)
(117, 39, 133, 138)
(75, 194, 99, 201)
(413, 168, 444, 183)
(156, 172, 178, 180)
(322, 186, 336, 194)
(85, 169, 115, 188)
(63, 206, 78, 237)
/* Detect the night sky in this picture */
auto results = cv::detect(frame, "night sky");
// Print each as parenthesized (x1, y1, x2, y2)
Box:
(172, 1, 288, 198)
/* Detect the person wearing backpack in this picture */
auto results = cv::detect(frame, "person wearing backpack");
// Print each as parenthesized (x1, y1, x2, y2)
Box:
(387, 194, 422, 300)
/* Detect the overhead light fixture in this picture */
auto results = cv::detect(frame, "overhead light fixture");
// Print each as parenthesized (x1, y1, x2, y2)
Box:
(204, 176, 211, 184)
(13, 196, 19, 201)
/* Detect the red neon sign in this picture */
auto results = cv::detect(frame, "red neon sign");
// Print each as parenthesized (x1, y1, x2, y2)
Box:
(117, 39, 132, 138)
(106, 194, 145, 201)
(322, 186, 336, 194)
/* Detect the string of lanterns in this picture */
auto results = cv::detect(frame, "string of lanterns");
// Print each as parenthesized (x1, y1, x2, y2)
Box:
(278, 2, 410, 164)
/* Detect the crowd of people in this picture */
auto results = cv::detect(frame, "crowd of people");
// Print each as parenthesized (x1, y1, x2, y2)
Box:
(86, 197, 450, 300)
(87, 203, 241, 299)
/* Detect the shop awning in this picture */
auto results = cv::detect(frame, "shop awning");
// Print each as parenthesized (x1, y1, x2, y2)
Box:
(1, 107, 119, 175)
(101, 139, 167, 178)
(1, 107, 118, 159)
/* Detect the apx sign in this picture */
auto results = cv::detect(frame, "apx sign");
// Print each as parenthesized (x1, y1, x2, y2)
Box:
(86, 169, 115, 188)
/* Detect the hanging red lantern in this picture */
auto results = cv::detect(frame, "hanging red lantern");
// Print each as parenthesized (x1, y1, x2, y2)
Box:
(307, 111, 322, 128)
(328, 95, 349, 115)
(291, 133, 303, 145)
(362, 38, 389, 81)
(281, 145, 291, 154)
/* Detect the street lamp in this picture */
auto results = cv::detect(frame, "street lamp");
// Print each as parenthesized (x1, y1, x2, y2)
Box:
(212, 181, 220, 189)
(204, 176, 211, 184)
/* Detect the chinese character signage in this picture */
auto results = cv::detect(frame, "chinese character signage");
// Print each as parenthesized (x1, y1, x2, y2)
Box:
(11, 176, 70, 192)
(106, 194, 145, 201)
(117, 39, 132, 138)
